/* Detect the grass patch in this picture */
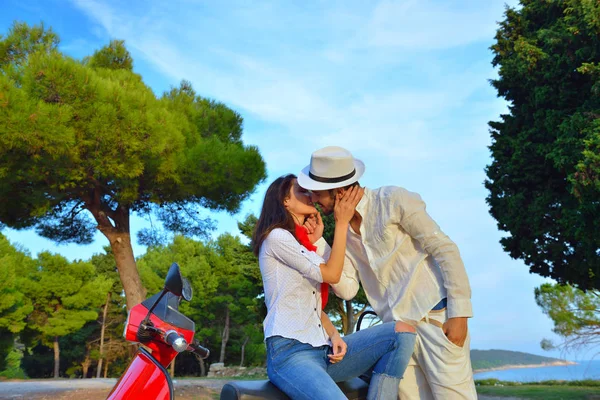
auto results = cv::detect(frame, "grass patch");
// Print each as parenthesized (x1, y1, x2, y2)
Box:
(476, 379, 600, 399)
(476, 385, 600, 399)
(476, 378, 600, 387)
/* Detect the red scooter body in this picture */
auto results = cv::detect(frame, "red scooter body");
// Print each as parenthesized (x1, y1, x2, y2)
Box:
(107, 263, 209, 400)
(107, 348, 173, 400)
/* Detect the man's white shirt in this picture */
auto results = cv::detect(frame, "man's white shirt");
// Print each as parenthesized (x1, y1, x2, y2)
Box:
(316, 186, 473, 324)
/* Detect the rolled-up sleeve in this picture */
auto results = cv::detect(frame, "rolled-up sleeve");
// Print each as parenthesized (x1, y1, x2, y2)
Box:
(331, 257, 360, 300)
(265, 229, 325, 283)
(395, 190, 473, 318)
(314, 238, 360, 300)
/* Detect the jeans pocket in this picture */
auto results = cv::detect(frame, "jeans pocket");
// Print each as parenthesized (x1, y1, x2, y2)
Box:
(268, 336, 296, 358)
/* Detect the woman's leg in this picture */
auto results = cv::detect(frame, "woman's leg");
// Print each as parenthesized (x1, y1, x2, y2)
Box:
(326, 321, 417, 400)
(266, 336, 347, 400)
(368, 321, 417, 400)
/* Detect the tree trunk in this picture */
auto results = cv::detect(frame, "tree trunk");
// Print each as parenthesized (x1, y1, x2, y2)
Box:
(219, 307, 230, 363)
(87, 196, 145, 311)
(346, 300, 355, 334)
(170, 355, 176, 378)
(82, 348, 91, 378)
(53, 336, 60, 379)
(199, 357, 206, 377)
(104, 358, 109, 378)
(97, 292, 111, 378)
(336, 298, 349, 335)
(105, 232, 145, 310)
(240, 336, 249, 367)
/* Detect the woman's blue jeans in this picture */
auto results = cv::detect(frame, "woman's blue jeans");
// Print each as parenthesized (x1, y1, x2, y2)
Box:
(266, 322, 416, 400)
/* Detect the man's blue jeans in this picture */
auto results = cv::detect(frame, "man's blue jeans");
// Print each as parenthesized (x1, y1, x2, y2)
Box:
(266, 322, 416, 400)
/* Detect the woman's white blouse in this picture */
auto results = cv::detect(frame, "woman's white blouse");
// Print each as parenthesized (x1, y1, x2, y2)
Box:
(259, 228, 330, 347)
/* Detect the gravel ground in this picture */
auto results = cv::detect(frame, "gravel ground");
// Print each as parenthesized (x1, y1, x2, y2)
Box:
(0, 378, 224, 400)
(0, 379, 525, 399)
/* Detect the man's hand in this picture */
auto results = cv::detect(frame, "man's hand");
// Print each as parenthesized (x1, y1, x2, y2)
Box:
(305, 213, 324, 244)
(328, 333, 347, 364)
(443, 317, 468, 347)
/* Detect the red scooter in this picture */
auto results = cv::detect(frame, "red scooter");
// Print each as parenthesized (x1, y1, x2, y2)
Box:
(107, 262, 210, 400)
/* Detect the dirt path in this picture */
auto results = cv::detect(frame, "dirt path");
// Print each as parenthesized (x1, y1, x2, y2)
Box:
(0, 380, 528, 400)
(0, 378, 227, 400)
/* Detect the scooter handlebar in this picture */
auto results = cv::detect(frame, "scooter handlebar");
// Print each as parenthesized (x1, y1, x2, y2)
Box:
(189, 339, 210, 359)
(164, 330, 188, 353)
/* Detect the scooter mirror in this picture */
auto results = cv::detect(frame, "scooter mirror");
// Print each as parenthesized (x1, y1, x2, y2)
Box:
(181, 277, 193, 302)
(164, 262, 184, 297)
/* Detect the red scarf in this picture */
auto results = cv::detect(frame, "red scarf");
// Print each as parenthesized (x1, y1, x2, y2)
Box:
(295, 225, 329, 309)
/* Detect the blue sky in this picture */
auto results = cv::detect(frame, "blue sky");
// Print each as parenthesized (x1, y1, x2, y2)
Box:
(2, 0, 590, 360)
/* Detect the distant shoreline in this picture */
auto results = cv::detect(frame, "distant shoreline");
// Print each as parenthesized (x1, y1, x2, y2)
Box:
(473, 360, 577, 374)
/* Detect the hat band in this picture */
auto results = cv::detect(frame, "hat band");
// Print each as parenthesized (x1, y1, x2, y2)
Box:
(309, 169, 356, 183)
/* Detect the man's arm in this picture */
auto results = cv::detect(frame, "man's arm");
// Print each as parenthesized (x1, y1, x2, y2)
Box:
(314, 238, 360, 300)
(395, 189, 473, 319)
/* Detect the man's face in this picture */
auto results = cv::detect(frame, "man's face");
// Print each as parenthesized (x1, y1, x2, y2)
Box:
(310, 189, 336, 215)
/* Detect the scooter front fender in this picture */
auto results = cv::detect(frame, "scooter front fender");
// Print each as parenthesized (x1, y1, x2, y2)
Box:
(106, 348, 173, 400)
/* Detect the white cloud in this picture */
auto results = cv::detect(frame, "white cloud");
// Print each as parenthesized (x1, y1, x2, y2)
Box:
(353, 0, 506, 50)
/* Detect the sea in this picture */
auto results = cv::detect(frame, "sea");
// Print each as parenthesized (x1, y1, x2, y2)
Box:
(473, 359, 600, 382)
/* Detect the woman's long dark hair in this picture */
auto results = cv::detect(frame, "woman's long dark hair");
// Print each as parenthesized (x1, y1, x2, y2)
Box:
(252, 174, 297, 256)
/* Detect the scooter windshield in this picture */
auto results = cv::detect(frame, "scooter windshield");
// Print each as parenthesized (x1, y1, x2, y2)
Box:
(141, 292, 195, 331)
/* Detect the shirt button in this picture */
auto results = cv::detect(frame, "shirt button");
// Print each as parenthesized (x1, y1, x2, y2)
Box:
(318, 324, 321, 327)
(314, 307, 317, 311)
(313, 291, 315, 294)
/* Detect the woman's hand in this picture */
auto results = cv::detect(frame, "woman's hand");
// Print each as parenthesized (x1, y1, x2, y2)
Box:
(328, 333, 347, 364)
(334, 186, 364, 225)
(305, 213, 324, 243)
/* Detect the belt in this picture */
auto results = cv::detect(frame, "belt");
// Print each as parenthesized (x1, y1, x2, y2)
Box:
(421, 298, 447, 328)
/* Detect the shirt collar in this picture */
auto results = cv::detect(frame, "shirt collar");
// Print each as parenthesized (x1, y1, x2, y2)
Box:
(355, 187, 370, 217)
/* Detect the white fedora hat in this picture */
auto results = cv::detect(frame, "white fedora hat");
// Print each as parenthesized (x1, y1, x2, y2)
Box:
(298, 146, 365, 191)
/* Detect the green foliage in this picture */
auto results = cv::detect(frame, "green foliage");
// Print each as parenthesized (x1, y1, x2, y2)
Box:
(23, 252, 112, 340)
(237, 214, 258, 241)
(486, 0, 600, 289)
(470, 349, 565, 371)
(0, 21, 265, 308)
(86, 39, 133, 71)
(138, 235, 219, 311)
(20, 341, 53, 378)
(138, 231, 265, 368)
(321, 210, 335, 246)
(476, 378, 600, 387)
(0, 234, 33, 333)
(0, 235, 32, 376)
(0, 21, 265, 241)
(0, 330, 13, 372)
(0, 347, 27, 379)
(535, 283, 600, 350)
(0, 21, 58, 75)
(209, 233, 265, 364)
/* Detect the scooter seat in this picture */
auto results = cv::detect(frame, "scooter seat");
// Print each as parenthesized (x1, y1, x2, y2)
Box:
(220, 377, 368, 400)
